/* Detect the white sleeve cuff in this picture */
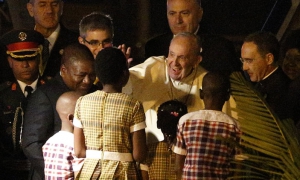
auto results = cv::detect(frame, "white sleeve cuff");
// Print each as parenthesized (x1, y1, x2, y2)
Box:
(172, 146, 187, 155)
(140, 163, 149, 171)
(130, 121, 146, 133)
(73, 117, 83, 128)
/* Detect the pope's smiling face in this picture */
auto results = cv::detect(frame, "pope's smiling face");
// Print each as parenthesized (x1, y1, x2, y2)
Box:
(167, 35, 201, 80)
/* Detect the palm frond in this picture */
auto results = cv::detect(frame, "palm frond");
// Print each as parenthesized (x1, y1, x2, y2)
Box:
(228, 72, 300, 179)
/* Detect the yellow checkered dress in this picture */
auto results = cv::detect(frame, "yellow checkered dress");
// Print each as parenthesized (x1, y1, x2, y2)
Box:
(74, 91, 146, 179)
(145, 141, 176, 180)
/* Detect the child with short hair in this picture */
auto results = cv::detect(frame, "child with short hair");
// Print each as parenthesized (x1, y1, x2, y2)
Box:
(173, 72, 241, 179)
(42, 91, 84, 179)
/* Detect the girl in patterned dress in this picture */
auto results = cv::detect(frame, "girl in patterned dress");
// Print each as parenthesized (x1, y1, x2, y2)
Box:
(141, 100, 187, 179)
(73, 47, 147, 179)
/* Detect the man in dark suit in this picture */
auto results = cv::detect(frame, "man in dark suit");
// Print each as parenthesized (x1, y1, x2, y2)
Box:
(0, 29, 46, 179)
(27, 0, 78, 79)
(145, 0, 241, 75)
(22, 43, 98, 180)
(241, 31, 290, 120)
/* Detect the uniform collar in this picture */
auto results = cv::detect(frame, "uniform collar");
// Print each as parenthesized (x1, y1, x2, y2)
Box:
(17, 78, 39, 94)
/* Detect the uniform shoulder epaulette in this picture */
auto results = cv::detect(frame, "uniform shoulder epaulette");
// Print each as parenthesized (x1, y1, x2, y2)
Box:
(39, 77, 51, 85)
(39, 79, 46, 85)
(0, 81, 13, 91)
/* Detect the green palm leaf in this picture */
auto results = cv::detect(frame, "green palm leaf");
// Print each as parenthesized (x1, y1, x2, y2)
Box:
(228, 72, 300, 179)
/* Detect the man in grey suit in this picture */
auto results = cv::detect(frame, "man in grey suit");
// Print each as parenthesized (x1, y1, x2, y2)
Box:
(22, 43, 99, 180)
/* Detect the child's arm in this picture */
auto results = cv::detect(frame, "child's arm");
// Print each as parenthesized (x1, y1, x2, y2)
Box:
(74, 126, 86, 158)
(132, 129, 147, 162)
(141, 170, 149, 180)
(139, 163, 149, 180)
(175, 154, 185, 180)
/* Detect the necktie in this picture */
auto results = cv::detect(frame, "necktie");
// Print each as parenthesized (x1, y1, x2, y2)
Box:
(25, 86, 33, 98)
(41, 39, 50, 76)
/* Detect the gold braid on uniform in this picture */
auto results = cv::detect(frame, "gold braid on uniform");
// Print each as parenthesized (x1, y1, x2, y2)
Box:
(12, 103, 24, 150)
(6, 48, 41, 59)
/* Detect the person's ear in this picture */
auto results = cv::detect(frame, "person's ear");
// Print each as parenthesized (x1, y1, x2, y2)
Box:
(194, 54, 202, 68)
(27, 3, 34, 17)
(266, 53, 274, 65)
(60, 64, 67, 77)
(78, 36, 84, 44)
(7, 56, 13, 68)
(67, 114, 74, 121)
(200, 89, 204, 99)
(198, 7, 203, 22)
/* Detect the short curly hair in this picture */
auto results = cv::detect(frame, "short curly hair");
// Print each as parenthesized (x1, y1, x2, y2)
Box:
(95, 47, 128, 85)
(157, 100, 188, 141)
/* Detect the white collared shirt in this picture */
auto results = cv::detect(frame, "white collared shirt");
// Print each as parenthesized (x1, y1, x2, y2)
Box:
(46, 24, 61, 53)
(18, 78, 38, 96)
(262, 66, 278, 80)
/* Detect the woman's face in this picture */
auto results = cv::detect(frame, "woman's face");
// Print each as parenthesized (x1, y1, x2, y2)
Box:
(282, 48, 300, 80)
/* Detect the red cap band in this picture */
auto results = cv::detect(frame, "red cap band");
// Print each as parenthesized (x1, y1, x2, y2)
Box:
(7, 42, 39, 51)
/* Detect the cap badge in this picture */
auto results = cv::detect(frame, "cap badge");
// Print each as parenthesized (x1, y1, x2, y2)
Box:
(18, 32, 27, 41)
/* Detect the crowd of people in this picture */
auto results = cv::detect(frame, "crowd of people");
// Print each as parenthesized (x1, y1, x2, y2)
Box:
(0, 0, 299, 179)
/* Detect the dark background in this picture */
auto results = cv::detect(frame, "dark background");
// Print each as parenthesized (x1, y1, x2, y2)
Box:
(1, 0, 298, 64)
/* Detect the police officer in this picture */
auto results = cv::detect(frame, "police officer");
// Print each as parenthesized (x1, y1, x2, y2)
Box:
(0, 29, 45, 179)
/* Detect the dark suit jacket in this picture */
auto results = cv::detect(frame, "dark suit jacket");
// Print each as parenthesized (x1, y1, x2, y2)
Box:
(22, 74, 69, 180)
(145, 31, 241, 75)
(0, 81, 28, 157)
(22, 74, 99, 180)
(287, 76, 300, 125)
(255, 67, 291, 119)
(42, 24, 78, 79)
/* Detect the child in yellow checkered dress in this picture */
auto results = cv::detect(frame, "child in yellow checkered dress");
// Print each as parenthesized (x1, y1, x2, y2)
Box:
(141, 100, 187, 179)
(73, 47, 147, 179)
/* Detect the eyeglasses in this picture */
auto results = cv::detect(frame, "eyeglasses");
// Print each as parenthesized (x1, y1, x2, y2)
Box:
(240, 57, 255, 64)
(82, 38, 112, 48)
